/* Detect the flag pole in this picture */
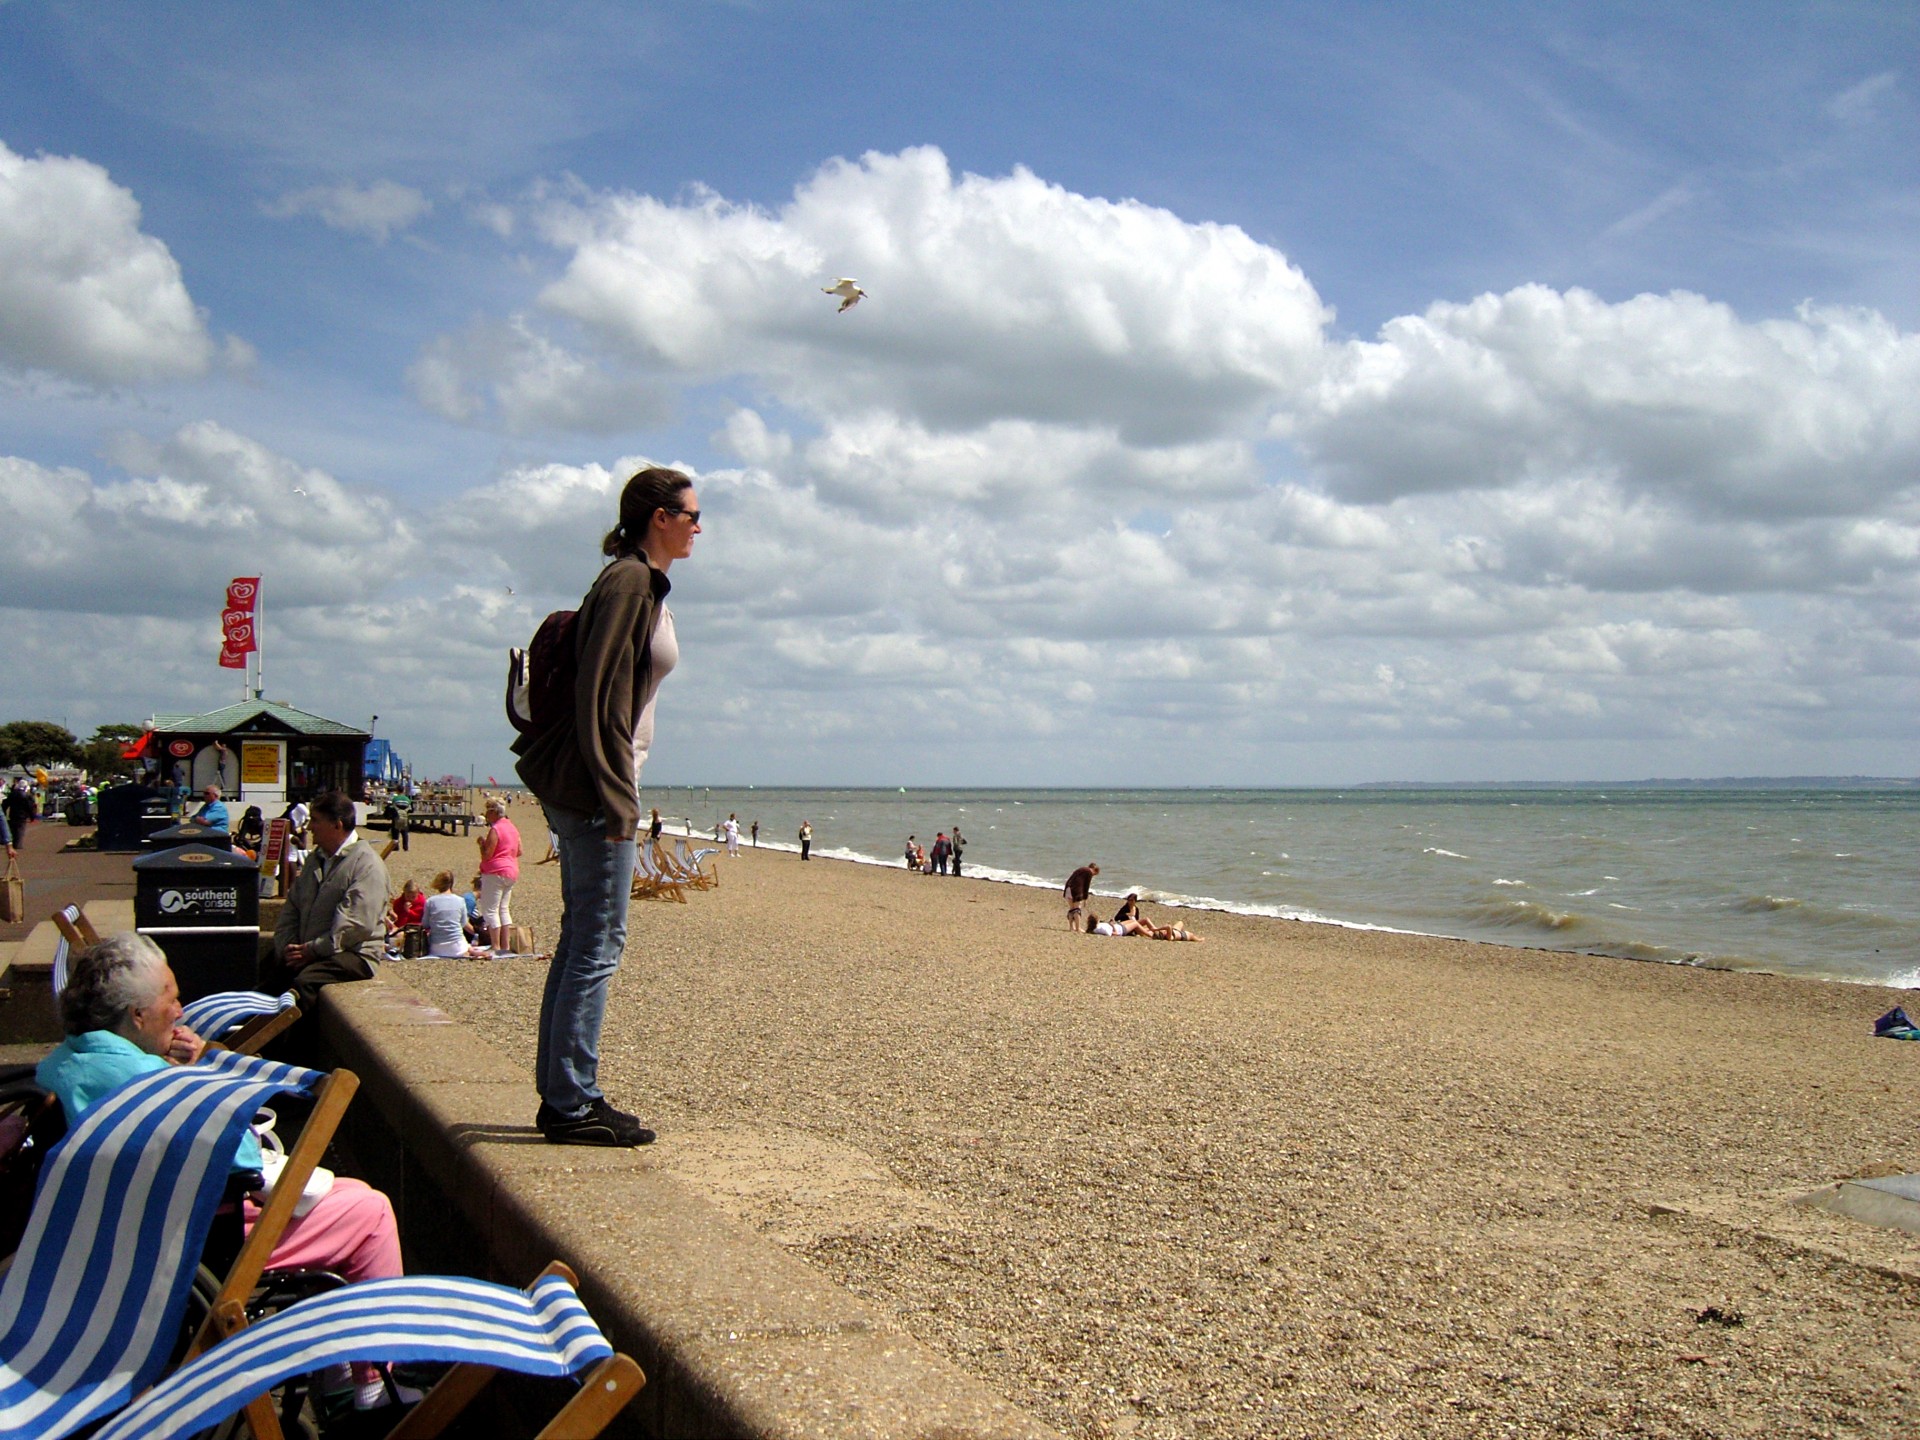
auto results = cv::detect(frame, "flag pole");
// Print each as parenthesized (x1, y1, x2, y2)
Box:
(253, 579, 265, 700)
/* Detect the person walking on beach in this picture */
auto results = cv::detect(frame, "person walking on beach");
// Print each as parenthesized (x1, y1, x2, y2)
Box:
(931, 832, 951, 876)
(724, 813, 741, 857)
(512, 466, 697, 1148)
(1064, 862, 1099, 931)
(648, 808, 664, 846)
(950, 825, 965, 877)
(799, 820, 812, 860)
(385, 796, 410, 851)
(750, 819, 759, 847)
(3, 779, 32, 843)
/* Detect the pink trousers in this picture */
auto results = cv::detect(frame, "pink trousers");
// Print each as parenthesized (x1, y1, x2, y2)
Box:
(243, 1177, 403, 1282)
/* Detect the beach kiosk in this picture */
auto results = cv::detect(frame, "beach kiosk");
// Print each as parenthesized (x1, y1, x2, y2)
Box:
(138, 700, 371, 815)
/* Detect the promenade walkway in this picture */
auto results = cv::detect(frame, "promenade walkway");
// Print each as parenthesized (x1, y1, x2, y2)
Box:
(0, 817, 137, 948)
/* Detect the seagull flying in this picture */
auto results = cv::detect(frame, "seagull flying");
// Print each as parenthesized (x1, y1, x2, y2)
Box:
(822, 277, 865, 313)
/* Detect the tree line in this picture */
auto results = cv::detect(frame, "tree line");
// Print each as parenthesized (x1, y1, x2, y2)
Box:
(0, 720, 146, 780)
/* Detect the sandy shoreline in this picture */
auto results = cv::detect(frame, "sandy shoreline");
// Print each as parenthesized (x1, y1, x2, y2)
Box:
(387, 823, 1920, 1438)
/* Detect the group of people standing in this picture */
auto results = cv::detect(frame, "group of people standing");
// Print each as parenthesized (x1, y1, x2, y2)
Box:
(904, 828, 966, 875)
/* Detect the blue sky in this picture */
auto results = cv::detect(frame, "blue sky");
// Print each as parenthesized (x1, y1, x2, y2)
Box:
(2, 1, 1916, 784)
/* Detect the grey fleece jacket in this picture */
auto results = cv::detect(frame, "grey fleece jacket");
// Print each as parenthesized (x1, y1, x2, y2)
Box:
(274, 831, 389, 970)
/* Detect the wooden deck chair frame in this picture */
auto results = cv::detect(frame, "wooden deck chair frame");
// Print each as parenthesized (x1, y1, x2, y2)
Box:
(668, 839, 720, 889)
(651, 841, 693, 888)
(632, 846, 687, 903)
(205, 1003, 303, 1057)
(655, 841, 712, 891)
(184, 1067, 360, 1365)
(192, 1261, 643, 1440)
(50, 903, 101, 954)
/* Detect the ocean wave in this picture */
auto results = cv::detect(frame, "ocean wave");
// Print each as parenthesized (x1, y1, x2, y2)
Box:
(783, 841, 1421, 935)
(1734, 894, 1803, 913)
(1424, 847, 1470, 860)
(1492, 878, 1525, 887)
(1467, 898, 1581, 932)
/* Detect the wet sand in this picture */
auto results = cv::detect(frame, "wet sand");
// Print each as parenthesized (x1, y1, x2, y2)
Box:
(389, 823, 1920, 1439)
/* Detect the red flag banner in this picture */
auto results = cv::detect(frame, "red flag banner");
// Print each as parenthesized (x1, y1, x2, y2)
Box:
(219, 577, 259, 668)
(221, 611, 257, 653)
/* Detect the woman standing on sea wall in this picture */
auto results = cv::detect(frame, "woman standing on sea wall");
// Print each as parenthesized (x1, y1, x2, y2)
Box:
(512, 466, 698, 1147)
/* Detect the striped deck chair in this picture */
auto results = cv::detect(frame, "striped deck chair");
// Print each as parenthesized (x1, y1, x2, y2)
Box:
(652, 843, 707, 892)
(632, 846, 686, 903)
(181, 990, 301, 1055)
(671, 839, 720, 889)
(0, 1050, 343, 1440)
(48, 904, 101, 1000)
(96, 1264, 644, 1440)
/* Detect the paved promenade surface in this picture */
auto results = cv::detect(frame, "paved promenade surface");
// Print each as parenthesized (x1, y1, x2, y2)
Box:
(0, 819, 137, 946)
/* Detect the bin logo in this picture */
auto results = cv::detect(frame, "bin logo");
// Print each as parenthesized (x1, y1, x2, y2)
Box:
(158, 887, 238, 917)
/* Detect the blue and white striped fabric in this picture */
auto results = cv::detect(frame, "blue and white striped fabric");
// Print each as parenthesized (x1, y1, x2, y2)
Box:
(0, 1049, 323, 1440)
(180, 990, 297, 1042)
(92, 1274, 616, 1440)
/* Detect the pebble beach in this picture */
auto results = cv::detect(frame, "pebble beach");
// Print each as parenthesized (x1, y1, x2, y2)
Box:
(385, 823, 1920, 1439)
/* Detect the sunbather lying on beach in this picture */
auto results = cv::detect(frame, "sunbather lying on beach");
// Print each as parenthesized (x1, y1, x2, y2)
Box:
(1104, 893, 1204, 941)
(1087, 914, 1203, 941)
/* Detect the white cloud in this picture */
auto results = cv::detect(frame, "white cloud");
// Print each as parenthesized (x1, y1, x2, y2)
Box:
(263, 179, 432, 242)
(0, 140, 214, 384)
(523, 146, 1332, 444)
(1287, 286, 1920, 518)
(1, 422, 412, 616)
(11, 142, 1920, 782)
(1829, 71, 1899, 124)
(406, 317, 669, 432)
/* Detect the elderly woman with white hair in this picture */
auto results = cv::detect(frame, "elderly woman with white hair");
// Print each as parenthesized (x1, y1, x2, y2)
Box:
(35, 933, 418, 1413)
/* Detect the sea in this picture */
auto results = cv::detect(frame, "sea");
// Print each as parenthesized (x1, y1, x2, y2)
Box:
(609, 785, 1920, 990)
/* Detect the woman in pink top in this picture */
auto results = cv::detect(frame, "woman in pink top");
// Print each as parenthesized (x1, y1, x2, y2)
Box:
(477, 796, 522, 945)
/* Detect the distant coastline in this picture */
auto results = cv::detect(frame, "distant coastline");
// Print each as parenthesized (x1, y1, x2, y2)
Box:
(1349, 775, 1920, 791)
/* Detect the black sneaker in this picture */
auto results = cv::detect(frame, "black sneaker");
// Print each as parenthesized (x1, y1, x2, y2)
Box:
(537, 1097, 655, 1147)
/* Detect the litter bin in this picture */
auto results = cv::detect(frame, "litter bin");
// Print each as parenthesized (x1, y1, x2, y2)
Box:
(146, 819, 234, 852)
(64, 796, 96, 827)
(133, 843, 261, 1002)
(95, 783, 161, 852)
(138, 805, 176, 849)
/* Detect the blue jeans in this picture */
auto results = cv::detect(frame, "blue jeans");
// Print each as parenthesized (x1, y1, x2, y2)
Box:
(537, 804, 636, 1118)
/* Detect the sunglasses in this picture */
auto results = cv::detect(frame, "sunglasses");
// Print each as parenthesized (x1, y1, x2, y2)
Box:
(664, 507, 702, 524)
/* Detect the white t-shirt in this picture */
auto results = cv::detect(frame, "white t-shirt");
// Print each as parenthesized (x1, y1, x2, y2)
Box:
(632, 607, 678, 784)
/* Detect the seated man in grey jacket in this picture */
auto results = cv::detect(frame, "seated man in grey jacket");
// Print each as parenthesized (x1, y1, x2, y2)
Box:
(266, 788, 389, 1008)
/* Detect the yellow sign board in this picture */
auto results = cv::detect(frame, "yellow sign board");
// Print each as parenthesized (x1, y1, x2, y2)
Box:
(241, 741, 282, 786)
